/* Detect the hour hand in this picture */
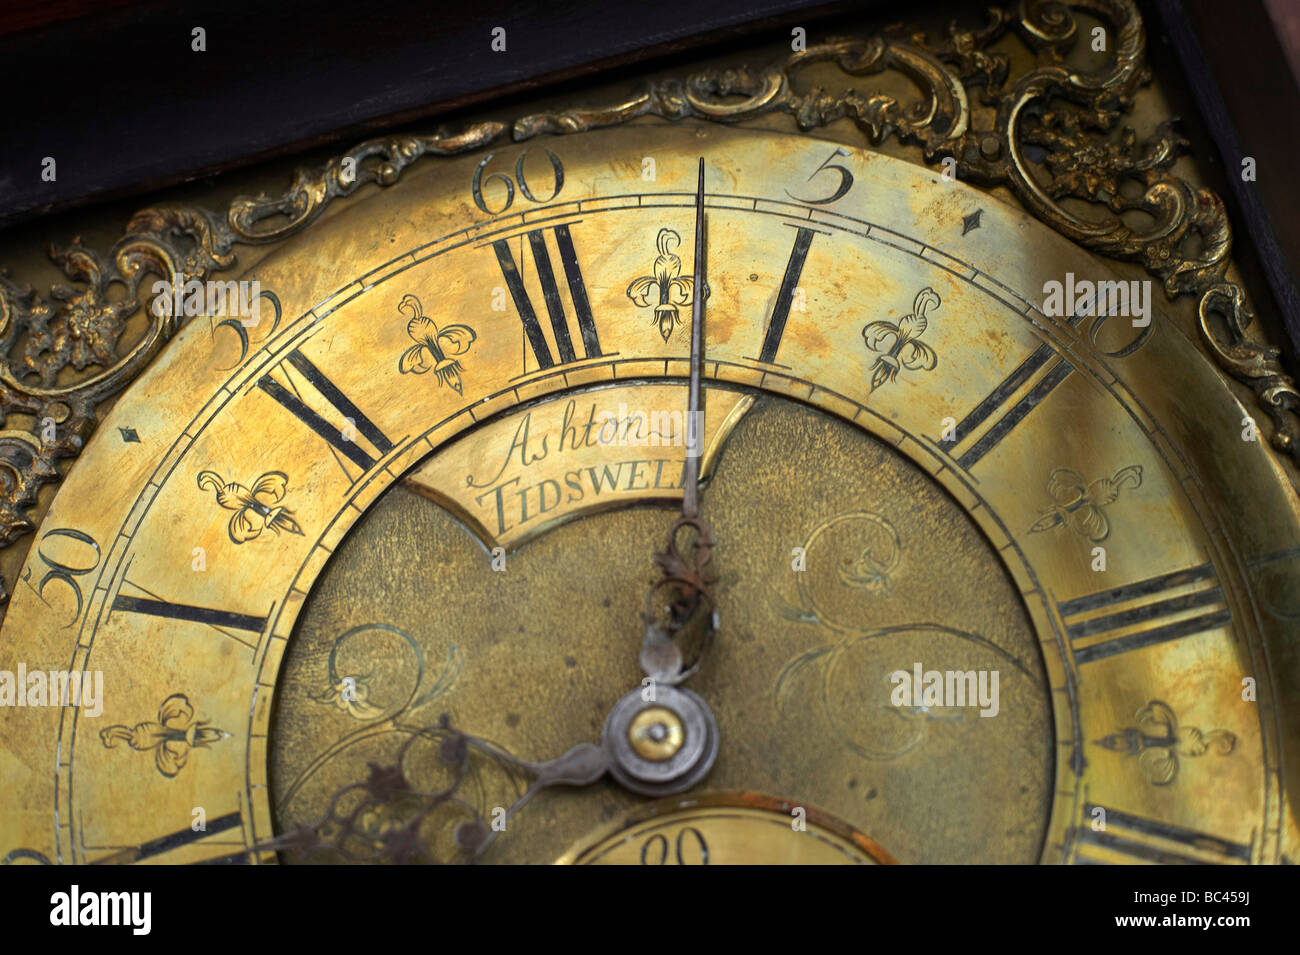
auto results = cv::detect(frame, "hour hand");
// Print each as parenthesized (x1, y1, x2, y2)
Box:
(455, 675, 720, 856)
(637, 161, 720, 684)
(522, 741, 610, 787)
(455, 741, 610, 856)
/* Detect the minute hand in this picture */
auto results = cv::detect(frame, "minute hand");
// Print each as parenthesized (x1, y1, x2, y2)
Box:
(682, 157, 707, 518)
(639, 159, 718, 685)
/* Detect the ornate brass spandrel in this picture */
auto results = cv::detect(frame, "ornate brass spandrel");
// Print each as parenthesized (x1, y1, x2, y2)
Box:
(1, 0, 1297, 616)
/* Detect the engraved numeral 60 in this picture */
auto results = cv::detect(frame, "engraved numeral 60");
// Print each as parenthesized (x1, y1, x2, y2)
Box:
(472, 149, 565, 215)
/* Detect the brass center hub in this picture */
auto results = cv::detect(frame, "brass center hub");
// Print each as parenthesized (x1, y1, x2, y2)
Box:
(627, 706, 685, 761)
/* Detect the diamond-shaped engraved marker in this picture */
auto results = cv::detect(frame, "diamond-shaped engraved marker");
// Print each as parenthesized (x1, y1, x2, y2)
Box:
(118, 427, 140, 443)
(961, 209, 983, 236)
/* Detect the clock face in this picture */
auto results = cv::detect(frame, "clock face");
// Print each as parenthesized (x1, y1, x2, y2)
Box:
(1, 123, 1297, 865)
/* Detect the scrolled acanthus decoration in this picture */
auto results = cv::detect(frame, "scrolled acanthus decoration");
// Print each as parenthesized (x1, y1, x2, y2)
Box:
(0, 0, 1296, 615)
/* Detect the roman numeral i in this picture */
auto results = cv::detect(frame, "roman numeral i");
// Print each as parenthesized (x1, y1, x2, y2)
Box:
(756, 226, 818, 364)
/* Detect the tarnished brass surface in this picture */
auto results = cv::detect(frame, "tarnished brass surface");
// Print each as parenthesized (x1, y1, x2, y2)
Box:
(0, 0, 1296, 612)
(0, 120, 1296, 866)
(272, 396, 1050, 863)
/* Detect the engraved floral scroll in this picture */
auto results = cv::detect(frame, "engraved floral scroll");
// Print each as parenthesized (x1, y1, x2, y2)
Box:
(1, 0, 1296, 617)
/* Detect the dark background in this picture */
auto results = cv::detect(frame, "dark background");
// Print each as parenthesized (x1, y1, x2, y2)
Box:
(0, 0, 1296, 356)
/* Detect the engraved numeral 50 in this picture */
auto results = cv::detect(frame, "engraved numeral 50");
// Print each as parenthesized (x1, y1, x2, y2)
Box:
(472, 149, 564, 214)
(20, 527, 101, 626)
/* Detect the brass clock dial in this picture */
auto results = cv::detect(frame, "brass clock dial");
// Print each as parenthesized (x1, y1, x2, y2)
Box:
(1, 123, 1296, 865)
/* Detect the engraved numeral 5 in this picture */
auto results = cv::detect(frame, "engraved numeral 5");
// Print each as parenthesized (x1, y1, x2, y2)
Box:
(786, 148, 854, 205)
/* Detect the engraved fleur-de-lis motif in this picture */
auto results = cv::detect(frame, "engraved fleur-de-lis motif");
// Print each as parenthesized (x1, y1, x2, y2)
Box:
(861, 287, 940, 391)
(1094, 700, 1236, 786)
(397, 293, 477, 393)
(100, 694, 229, 778)
(626, 228, 702, 342)
(197, 469, 304, 544)
(1028, 464, 1142, 543)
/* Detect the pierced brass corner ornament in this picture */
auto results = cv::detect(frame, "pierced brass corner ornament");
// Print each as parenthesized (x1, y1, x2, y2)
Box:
(4, 2, 1299, 862)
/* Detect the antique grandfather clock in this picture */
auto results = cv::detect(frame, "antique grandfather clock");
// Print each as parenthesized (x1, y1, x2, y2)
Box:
(0, 0, 1298, 868)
